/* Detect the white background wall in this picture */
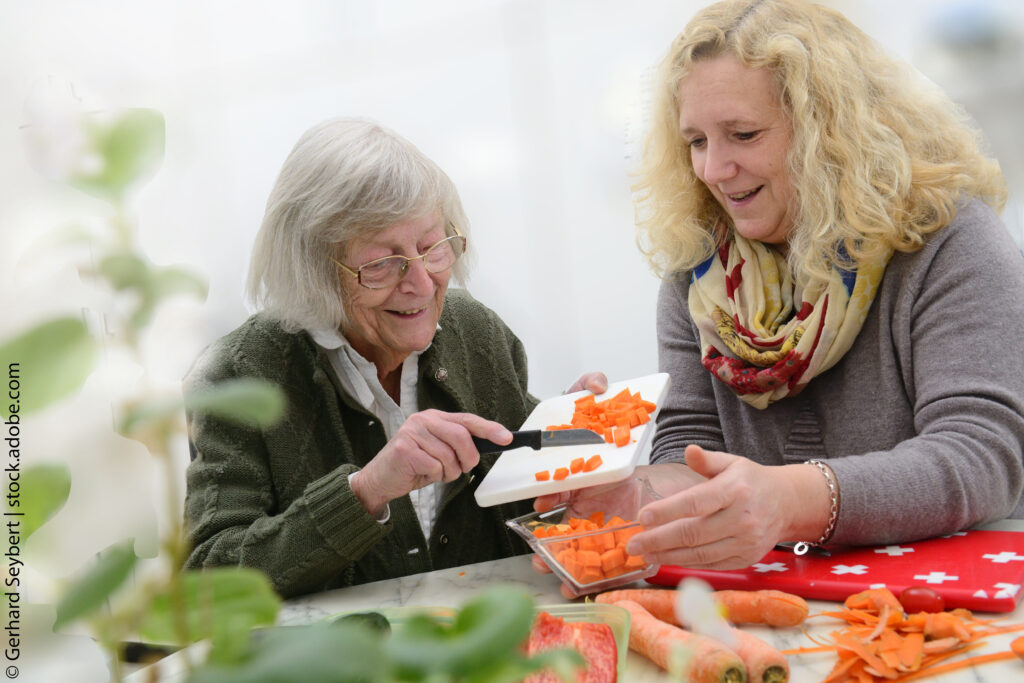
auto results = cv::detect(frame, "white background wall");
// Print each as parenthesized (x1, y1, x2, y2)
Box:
(3, 0, 1022, 401)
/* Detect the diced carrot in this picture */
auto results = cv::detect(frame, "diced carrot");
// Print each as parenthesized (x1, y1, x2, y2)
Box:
(552, 467, 569, 480)
(613, 426, 630, 447)
(588, 511, 605, 526)
(534, 470, 550, 481)
(570, 457, 585, 474)
(548, 387, 657, 448)
(583, 455, 603, 472)
(600, 547, 626, 572)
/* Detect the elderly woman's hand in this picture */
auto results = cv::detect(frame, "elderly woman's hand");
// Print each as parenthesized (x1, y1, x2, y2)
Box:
(350, 409, 513, 517)
(624, 445, 827, 570)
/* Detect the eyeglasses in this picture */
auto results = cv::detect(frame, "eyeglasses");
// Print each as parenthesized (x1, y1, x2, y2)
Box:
(331, 223, 467, 289)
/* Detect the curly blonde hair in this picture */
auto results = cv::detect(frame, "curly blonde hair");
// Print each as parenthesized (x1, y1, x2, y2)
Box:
(634, 0, 1007, 281)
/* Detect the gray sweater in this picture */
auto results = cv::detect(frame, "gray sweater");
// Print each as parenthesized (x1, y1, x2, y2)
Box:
(651, 199, 1024, 545)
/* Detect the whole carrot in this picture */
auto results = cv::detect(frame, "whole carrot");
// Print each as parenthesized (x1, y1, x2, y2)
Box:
(613, 599, 747, 683)
(728, 628, 789, 683)
(595, 589, 678, 623)
(595, 588, 808, 628)
(713, 590, 808, 628)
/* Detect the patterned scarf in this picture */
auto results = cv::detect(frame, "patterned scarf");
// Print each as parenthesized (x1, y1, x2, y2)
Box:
(688, 235, 890, 409)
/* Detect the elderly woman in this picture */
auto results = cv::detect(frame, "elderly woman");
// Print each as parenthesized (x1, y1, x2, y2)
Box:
(538, 0, 1024, 593)
(184, 118, 605, 598)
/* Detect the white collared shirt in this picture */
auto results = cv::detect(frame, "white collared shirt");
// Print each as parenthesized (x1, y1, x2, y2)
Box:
(308, 326, 442, 542)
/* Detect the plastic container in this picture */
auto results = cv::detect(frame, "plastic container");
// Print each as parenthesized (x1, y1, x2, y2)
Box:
(506, 475, 661, 595)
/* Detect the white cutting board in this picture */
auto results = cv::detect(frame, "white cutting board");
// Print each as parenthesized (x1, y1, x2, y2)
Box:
(474, 372, 670, 507)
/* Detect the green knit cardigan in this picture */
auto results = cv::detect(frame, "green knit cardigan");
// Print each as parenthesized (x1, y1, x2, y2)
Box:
(183, 289, 539, 598)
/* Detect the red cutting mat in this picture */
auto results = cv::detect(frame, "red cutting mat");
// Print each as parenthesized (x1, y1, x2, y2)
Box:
(647, 529, 1024, 613)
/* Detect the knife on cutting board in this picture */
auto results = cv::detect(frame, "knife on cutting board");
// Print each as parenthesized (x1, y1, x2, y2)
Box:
(472, 429, 605, 454)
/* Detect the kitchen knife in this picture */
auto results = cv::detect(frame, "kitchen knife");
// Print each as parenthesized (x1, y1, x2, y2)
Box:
(472, 429, 605, 454)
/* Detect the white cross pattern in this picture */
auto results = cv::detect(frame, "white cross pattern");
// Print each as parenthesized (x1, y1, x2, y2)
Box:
(752, 562, 788, 573)
(994, 583, 1021, 599)
(914, 571, 959, 584)
(832, 564, 869, 575)
(874, 545, 914, 557)
(982, 551, 1024, 564)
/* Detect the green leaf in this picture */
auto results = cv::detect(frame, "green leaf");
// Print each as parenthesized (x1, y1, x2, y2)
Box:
(0, 317, 96, 418)
(387, 586, 536, 678)
(186, 379, 286, 428)
(119, 395, 183, 436)
(5, 463, 71, 541)
(98, 251, 150, 291)
(72, 108, 165, 201)
(184, 623, 386, 683)
(151, 265, 208, 301)
(138, 568, 280, 646)
(55, 540, 137, 629)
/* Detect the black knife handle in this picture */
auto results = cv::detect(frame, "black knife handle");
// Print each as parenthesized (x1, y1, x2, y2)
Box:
(472, 431, 541, 454)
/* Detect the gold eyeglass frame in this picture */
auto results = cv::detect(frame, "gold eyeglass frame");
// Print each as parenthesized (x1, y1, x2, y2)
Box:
(331, 222, 466, 290)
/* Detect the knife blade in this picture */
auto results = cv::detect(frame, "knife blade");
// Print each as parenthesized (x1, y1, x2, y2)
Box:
(472, 429, 605, 454)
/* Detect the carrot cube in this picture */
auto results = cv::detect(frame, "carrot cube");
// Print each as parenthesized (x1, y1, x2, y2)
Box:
(535, 470, 550, 481)
(600, 547, 627, 572)
(570, 457, 585, 474)
(583, 455, 603, 472)
(553, 467, 570, 480)
(588, 511, 605, 526)
(624, 553, 647, 570)
(613, 426, 630, 447)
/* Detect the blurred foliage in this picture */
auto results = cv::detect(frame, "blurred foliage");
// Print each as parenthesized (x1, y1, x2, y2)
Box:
(4, 463, 72, 541)
(0, 317, 96, 419)
(71, 108, 165, 203)
(55, 540, 138, 630)
(139, 569, 281, 651)
(184, 587, 582, 683)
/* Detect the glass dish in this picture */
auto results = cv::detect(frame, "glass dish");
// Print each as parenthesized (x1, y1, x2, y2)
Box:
(506, 475, 661, 595)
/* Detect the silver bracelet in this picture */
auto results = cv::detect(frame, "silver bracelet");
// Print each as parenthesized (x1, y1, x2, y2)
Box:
(804, 459, 839, 547)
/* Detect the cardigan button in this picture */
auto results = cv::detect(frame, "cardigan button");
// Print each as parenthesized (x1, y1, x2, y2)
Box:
(434, 368, 449, 382)
(439, 534, 449, 545)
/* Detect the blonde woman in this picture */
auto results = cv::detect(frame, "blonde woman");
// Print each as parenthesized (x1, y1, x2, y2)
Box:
(537, 0, 1024, 594)
(621, 0, 1024, 573)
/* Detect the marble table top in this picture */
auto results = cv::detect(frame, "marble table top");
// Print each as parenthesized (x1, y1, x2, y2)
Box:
(129, 537, 1024, 682)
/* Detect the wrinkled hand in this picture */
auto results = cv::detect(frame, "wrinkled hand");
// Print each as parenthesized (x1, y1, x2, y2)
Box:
(565, 371, 608, 396)
(351, 410, 512, 517)
(530, 463, 706, 598)
(625, 445, 796, 569)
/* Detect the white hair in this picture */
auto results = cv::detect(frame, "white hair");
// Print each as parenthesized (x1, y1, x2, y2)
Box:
(246, 117, 472, 332)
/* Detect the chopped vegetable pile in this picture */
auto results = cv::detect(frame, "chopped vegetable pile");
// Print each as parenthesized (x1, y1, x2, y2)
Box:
(782, 586, 1024, 681)
(546, 388, 656, 448)
(529, 511, 648, 586)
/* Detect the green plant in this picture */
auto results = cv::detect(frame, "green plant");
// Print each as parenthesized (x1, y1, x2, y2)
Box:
(4, 90, 582, 682)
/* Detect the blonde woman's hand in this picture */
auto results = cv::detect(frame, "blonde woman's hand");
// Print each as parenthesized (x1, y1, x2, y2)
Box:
(564, 372, 608, 395)
(350, 410, 512, 517)
(624, 445, 811, 570)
